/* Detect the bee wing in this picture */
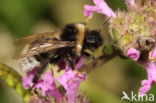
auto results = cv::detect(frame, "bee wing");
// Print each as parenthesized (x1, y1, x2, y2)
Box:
(13, 31, 61, 46)
(13, 39, 75, 59)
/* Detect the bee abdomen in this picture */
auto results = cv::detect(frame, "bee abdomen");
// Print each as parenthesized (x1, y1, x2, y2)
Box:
(19, 57, 40, 72)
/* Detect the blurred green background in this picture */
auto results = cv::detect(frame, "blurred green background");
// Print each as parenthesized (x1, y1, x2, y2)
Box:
(0, 0, 155, 103)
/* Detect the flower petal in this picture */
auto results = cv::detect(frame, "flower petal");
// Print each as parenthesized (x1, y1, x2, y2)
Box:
(22, 74, 34, 89)
(34, 70, 63, 102)
(84, 5, 95, 18)
(84, 0, 116, 18)
(22, 67, 38, 89)
(151, 47, 156, 59)
(127, 48, 140, 61)
(57, 71, 86, 103)
(139, 62, 156, 96)
(139, 82, 151, 97)
(75, 57, 84, 69)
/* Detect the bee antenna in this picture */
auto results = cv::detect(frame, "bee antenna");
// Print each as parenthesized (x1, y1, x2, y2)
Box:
(98, 17, 111, 33)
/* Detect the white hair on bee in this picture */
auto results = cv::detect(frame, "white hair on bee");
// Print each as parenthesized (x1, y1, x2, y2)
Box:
(19, 57, 40, 72)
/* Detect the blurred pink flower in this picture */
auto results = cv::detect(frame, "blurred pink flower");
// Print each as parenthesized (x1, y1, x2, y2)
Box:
(127, 48, 140, 61)
(57, 70, 86, 103)
(35, 70, 63, 102)
(22, 67, 38, 89)
(84, 0, 116, 18)
(139, 62, 156, 96)
(151, 47, 156, 59)
(126, 0, 135, 6)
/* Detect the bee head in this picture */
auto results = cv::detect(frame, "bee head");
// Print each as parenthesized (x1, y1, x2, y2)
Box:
(84, 30, 103, 51)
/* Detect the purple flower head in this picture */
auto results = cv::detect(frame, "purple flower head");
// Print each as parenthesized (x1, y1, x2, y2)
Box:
(126, 0, 135, 6)
(84, 0, 116, 19)
(22, 67, 38, 89)
(57, 70, 86, 103)
(34, 70, 63, 102)
(139, 62, 156, 96)
(127, 48, 140, 61)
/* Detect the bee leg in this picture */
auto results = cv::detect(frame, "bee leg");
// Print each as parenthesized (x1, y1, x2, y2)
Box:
(33, 62, 48, 83)
(83, 52, 97, 65)
(67, 54, 75, 70)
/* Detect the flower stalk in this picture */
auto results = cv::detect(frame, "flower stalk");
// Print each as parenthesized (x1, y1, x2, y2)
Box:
(0, 63, 32, 103)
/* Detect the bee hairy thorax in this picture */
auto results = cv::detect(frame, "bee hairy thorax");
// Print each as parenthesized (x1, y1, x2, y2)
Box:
(61, 23, 85, 56)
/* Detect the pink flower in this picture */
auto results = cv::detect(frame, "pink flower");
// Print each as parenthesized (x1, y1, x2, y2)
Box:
(139, 62, 156, 96)
(151, 47, 156, 59)
(22, 67, 38, 89)
(75, 57, 84, 70)
(35, 70, 63, 102)
(57, 71, 86, 103)
(126, 0, 135, 6)
(84, 0, 116, 18)
(127, 48, 140, 61)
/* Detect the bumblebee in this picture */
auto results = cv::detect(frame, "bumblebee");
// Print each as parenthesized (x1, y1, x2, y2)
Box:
(13, 23, 103, 83)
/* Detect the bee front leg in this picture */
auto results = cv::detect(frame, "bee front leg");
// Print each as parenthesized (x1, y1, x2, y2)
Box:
(82, 51, 97, 65)
(67, 54, 75, 70)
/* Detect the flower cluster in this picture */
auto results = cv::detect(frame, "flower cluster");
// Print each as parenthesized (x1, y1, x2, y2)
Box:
(109, 0, 156, 96)
(22, 58, 87, 103)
